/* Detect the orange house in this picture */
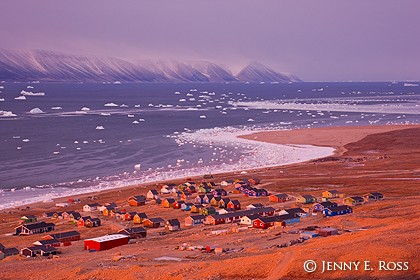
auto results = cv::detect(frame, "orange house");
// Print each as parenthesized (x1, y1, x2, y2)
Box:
(133, 213, 148, 224)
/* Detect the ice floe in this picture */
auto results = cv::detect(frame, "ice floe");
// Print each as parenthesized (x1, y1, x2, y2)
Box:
(0, 110, 17, 117)
(29, 108, 44, 114)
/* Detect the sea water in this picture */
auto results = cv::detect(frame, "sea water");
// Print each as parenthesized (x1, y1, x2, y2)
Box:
(0, 82, 419, 209)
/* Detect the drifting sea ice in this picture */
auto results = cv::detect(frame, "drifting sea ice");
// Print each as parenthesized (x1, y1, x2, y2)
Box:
(0, 110, 17, 117)
(28, 107, 44, 114)
(15, 95, 26, 100)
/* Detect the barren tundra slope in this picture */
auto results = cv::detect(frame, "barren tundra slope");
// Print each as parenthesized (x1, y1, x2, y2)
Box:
(0, 126, 419, 280)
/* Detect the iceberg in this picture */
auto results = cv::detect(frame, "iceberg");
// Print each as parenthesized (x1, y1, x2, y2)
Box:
(96, 126, 105, 130)
(132, 120, 139, 124)
(0, 111, 17, 117)
(20, 90, 45, 96)
(104, 103, 119, 107)
(29, 107, 44, 114)
(15, 96, 26, 100)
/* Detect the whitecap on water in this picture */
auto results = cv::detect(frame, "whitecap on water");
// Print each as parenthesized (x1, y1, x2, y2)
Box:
(199, 115, 206, 119)
(51, 107, 62, 110)
(96, 126, 105, 130)
(15, 96, 26, 100)
(104, 103, 119, 107)
(80, 107, 90, 111)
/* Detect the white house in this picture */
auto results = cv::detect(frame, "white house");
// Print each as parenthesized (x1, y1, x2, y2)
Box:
(83, 203, 100, 212)
(147, 190, 160, 200)
(240, 214, 260, 225)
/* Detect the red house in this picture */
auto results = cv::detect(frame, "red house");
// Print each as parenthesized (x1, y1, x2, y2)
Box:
(173, 201, 183, 209)
(83, 234, 129, 251)
(253, 216, 278, 229)
(227, 200, 241, 210)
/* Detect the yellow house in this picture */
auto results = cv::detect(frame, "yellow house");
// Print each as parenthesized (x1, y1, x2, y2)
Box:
(343, 196, 364, 206)
(322, 190, 344, 199)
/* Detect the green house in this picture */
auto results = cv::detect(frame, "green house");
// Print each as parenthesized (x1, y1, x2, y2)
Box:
(202, 207, 216, 216)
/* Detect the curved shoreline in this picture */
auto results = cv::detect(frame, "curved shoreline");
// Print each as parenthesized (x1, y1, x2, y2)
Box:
(1, 124, 418, 211)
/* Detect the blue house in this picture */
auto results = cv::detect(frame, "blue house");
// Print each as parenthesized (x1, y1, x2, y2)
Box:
(276, 213, 301, 225)
(181, 202, 194, 211)
(323, 205, 352, 217)
(313, 201, 338, 212)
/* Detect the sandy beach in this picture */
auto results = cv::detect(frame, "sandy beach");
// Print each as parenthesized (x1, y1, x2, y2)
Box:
(0, 124, 419, 280)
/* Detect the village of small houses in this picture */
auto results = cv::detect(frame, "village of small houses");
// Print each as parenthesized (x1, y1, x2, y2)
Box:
(0, 174, 384, 264)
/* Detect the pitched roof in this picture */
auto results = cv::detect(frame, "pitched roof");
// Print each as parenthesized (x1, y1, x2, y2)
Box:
(210, 207, 275, 220)
(276, 213, 297, 221)
(369, 192, 383, 196)
(148, 189, 159, 195)
(0, 247, 19, 255)
(48, 230, 81, 239)
(135, 212, 148, 218)
(256, 216, 278, 223)
(34, 239, 60, 245)
(20, 221, 55, 230)
(189, 215, 206, 220)
(130, 195, 146, 201)
(272, 193, 288, 198)
(147, 217, 165, 223)
(229, 200, 241, 205)
(328, 190, 342, 194)
(243, 214, 261, 220)
(85, 234, 129, 243)
(326, 205, 352, 212)
(318, 201, 336, 207)
(166, 219, 181, 226)
(284, 208, 305, 215)
(248, 203, 264, 208)
(119, 227, 146, 234)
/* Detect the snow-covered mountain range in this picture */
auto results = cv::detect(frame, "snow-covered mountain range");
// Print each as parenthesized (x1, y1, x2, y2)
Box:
(0, 49, 302, 83)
